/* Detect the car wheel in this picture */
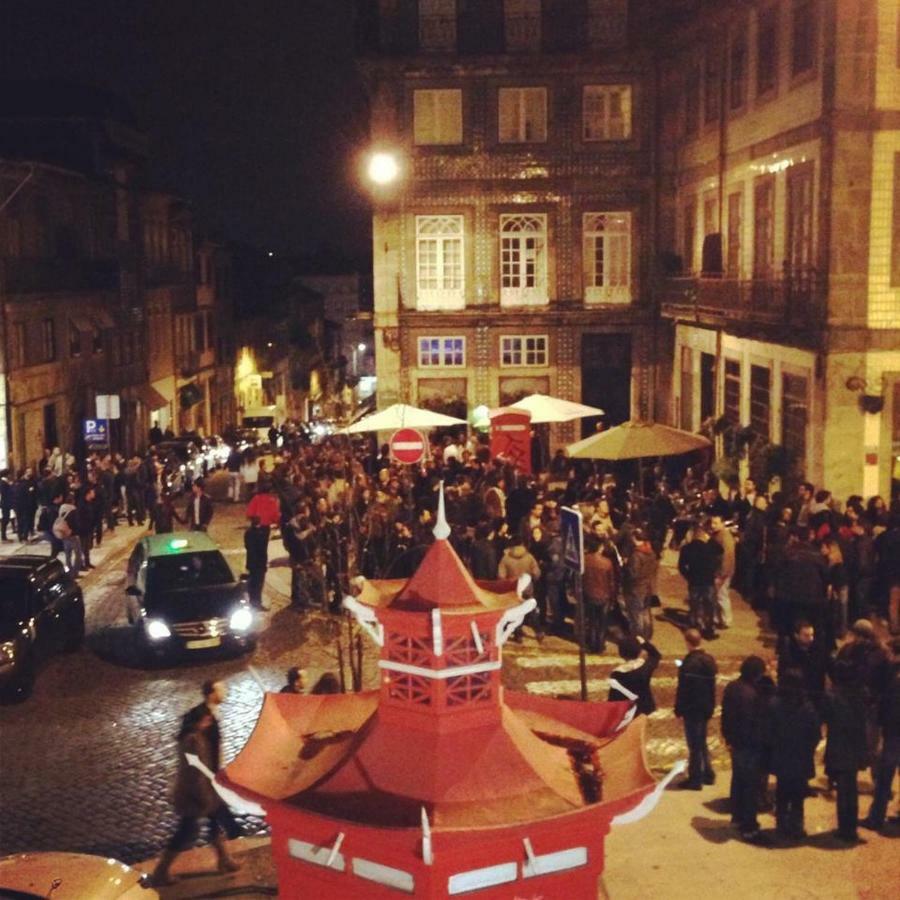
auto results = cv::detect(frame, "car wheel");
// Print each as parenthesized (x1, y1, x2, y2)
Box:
(3, 658, 36, 703)
(63, 612, 86, 652)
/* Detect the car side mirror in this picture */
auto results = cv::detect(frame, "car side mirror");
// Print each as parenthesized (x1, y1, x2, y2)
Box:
(125, 585, 143, 597)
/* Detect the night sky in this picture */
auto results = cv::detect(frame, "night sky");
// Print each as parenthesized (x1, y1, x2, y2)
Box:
(1, 0, 371, 264)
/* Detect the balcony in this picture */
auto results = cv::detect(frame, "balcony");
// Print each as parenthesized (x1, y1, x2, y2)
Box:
(5, 258, 119, 295)
(659, 268, 820, 330)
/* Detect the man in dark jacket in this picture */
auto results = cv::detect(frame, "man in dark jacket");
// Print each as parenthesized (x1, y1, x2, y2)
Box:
(469, 522, 499, 580)
(0, 469, 13, 542)
(244, 516, 269, 611)
(777, 620, 828, 711)
(678, 522, 723, 639)
(773, 528, 829, 640)
(722, 655, 769, 841)
(623, 528, 658, 639)
(861, 637, 900, 831)
(582, 535, 617, 653)
(609, 635, 661, 715)
(184, 479, 214, 532)
(823, 659, 869, 843)
(675, 628, 718, 789)
(12, 468, 38, 543)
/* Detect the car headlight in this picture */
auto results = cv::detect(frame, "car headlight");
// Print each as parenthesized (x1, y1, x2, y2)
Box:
(0, 640, 16, 666)
(229, 607, 253, 632)
(145, 619, 171, 640)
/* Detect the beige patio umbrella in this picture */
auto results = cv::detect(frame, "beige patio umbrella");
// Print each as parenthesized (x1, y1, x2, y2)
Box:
(343, 403, 467, 434)
(566, 420, 711, 460)
(510, 393, 605, 424)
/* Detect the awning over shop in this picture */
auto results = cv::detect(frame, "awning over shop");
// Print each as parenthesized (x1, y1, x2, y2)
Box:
(138, 384, 169, 411)
(179, 382, 203, 409)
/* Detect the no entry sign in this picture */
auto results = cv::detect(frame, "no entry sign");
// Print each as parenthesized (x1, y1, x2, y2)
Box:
(390, 428, 426, 464)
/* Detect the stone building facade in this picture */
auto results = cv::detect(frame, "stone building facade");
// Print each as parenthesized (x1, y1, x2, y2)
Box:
(359, 0, 655, 443)
(657, 0, 900, 498)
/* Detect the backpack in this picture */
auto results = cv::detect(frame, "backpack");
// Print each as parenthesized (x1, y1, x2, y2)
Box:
(52, 514, 72, 540)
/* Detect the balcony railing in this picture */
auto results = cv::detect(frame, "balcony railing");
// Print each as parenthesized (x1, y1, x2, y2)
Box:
(659, 267, 819, 326)
(5, 258, 119, 294)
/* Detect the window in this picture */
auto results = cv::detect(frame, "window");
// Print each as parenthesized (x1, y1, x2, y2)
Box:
(587, 0, 627, 48)
(684, 66, 700, 137)
(680, 346, 694, 431)
(583, 212, 631, 303)
(583, 85, 632, 141)
(730, 28, 748, 109)
(724, 358, 741, 424)
(500, 214, 548, 305)
(753, 177, 775, 278)
(750, 364, 771, 442)
(786, 162, 814, 275)
(41, 318, 56, 363)
(791, 0, 817, 77)
(92, 328, 103, 354)
(756, 6, 779, 96)
(414, 89, 463, 145)
(500, 335, 548, 367)
(700, 352, 716, 422)
(782, 372, 808, 470)
(416, 215, 464, 310)
(418, 336, 465, 367)
(704, 50, 720, 124)
(69, 321, 81, 358)
(11, 322, 26, 369)
(726, 190, 743, 276)
(703, 194, 718, 237)
(498, 87, 547, 143)
(682, 199, 696, 273)
(503, 0, 541, 51)
(892, 154, 900, 287)
(419, 0, 456, 51)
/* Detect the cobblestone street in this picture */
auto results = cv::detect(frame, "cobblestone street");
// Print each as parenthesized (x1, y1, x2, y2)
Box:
(0, 491, 808, 864)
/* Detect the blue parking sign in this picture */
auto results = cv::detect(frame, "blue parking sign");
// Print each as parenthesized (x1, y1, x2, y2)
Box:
(561, 506, 584, 574)
(83, 419, 109, 447)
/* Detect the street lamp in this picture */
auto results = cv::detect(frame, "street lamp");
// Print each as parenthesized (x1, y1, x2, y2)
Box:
(366, 151, 401, 186)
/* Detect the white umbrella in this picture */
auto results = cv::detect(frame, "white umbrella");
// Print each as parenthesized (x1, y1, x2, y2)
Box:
(343, 403, 467, 434)
(510, 393, 605, 424)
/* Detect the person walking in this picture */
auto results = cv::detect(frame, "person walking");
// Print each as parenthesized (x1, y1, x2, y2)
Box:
(184, 479, 214, 532)
(678, 522, 723, 639)
(149, 705, 242, 886)
(721, 655, 769, 843)
(765, 669, 821, 841)
(674, 628, 718, 790)
(244, 516, 270, 611)
(608, 635, 661, 715)
(823, 659, 870, 843)
(582, 535, 617, 654)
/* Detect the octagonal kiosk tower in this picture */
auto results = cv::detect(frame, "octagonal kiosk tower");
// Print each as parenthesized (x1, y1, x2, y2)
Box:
(221, 490, 665, 899)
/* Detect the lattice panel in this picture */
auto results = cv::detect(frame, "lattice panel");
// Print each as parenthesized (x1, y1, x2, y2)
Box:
(444, 633, 490, 666)
(445, 672, 492, 707)
(387, 632, 433, 667)
(388, 673, 432, 706)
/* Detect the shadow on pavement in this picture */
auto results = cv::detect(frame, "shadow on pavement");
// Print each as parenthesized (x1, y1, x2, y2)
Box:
(690, 815, 734, 844)
(702, 796, 731, 816)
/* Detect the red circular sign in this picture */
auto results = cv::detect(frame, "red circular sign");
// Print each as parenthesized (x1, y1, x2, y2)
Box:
(390, 428, 426, 464)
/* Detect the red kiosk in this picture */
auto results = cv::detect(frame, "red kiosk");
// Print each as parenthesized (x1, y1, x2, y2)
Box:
(221, 491, 666, 899)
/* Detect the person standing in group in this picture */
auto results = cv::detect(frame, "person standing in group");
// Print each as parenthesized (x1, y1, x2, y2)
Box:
(0, 469, 14, 542)
(280, 667, 307, 694)
(13, 468, 38, 543)
(678, 521, 723, 640)
(674, 628, 718, 790)
(710, 515, 735, 630)
(582, 534, 617, 654)
(823, 659, 870, 843)
(764, 669, 821, 841)
(226, 445, 244, 502)
(244, 516, 270, 611)
(608, 635, 661, 715)
(776, 619, 828, 713)
(721, 655, 769, 843)
(622, 527, 657, 639)
(185, 479, 214, 532)
(149, 705, 242, 886)
(239, 452, 259, 500)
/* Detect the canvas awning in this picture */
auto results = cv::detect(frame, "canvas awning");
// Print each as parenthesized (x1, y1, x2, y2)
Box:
(138, 384, 169, 411)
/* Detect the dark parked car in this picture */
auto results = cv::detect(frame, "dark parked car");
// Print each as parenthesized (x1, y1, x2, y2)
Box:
(124, 532, 257, 663)
(0, 556, 85, 702)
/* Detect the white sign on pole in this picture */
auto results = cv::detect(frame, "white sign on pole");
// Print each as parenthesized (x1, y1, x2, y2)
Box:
(96, 394, 121, 420)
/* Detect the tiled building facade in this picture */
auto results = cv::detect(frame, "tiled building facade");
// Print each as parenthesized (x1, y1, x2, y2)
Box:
(360, 0, 655, 443)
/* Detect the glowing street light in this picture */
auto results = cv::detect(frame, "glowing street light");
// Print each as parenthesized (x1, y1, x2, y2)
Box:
(367, 151, 400, 186)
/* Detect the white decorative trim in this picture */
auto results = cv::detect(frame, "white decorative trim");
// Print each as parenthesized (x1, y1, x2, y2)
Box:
(432, 608, 444, 656)
(610, 759, 687, 826)
(522, 846, 588, 879)
(379, 659, 500, 680)
(448, 861, 518, 895)
(495, 597, 537, 647)
(326, 832, 345, 869)
(614, 704, 638, 732)
(352, 857, 415, 893)
(522, 837, 536, 868)
(516, 572, 532, 598)
(288, 838, 346, 872)
(421, 806, 433, 866)
(342, 595, 385, 647)
(608, 677, 639, 702)
(469, 621, 484, 655)
(185, 753, 266, 816)
(433, 480, 451, 540)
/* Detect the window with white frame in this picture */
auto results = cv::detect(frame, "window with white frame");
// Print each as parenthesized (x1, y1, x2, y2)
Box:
(416, 215, 464, 310)
(500, 335, 548, 367)
(419, 0, 457, 51)
(418, 336, 465, 367)
(503, 0, 541, 51)
(498, 87, 547, 143)
(500, 214, 548, 306)
(583, 212, 631, 303)
(414, 89, 463, 145)
(583, 85, 632, 141)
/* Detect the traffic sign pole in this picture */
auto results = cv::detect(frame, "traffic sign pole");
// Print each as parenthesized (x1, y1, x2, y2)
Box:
(574, 570, 587, 701)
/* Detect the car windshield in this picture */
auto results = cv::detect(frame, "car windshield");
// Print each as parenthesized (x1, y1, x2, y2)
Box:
(0, 573, 31, 622)
(146, 551, 233, 595)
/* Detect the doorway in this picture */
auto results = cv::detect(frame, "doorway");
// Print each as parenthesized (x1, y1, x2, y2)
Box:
(581, 334, 632, 437)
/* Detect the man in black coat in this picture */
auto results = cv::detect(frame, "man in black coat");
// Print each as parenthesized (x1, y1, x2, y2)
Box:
(777, 620, 828, 711)
(773, 528, 829, 640)
(244, 516, 269, 611)
(469, 522, 499, 580)
(678, 522, 723, 639)
(675, 628, 718, 789)
(722, 655, 769, 842)
(184, 479, 214, 532)
(0, 469, 13, 542)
